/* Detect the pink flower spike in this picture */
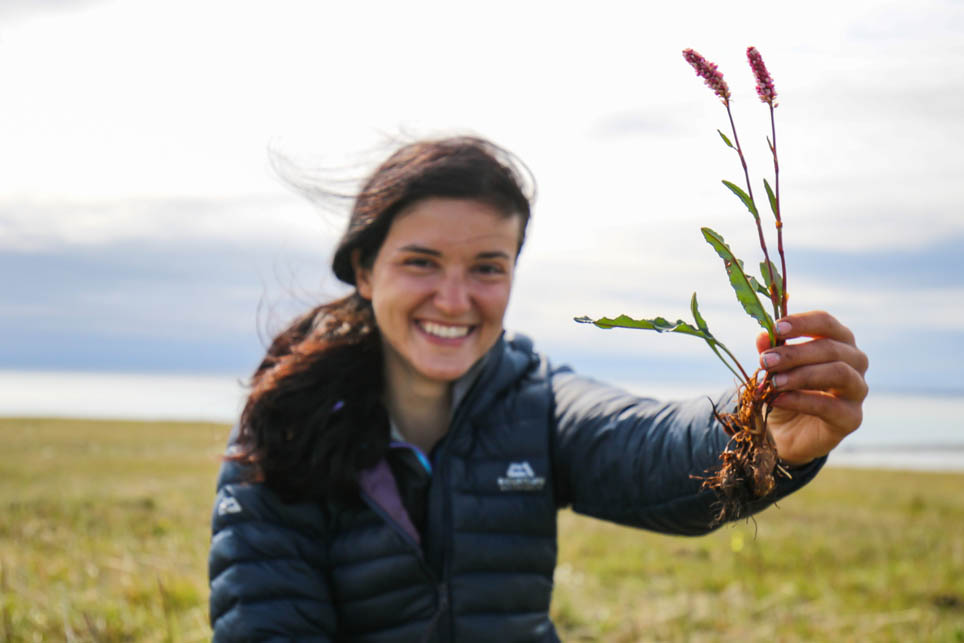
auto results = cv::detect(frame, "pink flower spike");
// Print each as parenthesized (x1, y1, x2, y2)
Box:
(746, 46, 777, 106)
(682, 48, 731, 103)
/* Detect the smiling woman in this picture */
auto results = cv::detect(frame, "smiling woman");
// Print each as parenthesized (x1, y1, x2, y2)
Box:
(355, 198, 520, 384)
(224, 138, 533, 505)
(353, 198, 522, 453)
(207, 136, 865, 642)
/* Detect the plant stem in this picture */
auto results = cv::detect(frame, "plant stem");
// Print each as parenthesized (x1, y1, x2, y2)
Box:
(725, 101, 781, 324)
(769, 103, 788, 319)
(709, 343, 748, 383)
(713, 338, 752, 384)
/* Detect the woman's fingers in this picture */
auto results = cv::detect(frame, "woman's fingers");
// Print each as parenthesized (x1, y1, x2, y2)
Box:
(760, 338, 870, 388)
(756, 311, 870, 385)
(769, 359, 869, 403)
(756, 310, 860, 352)
(776, 310, 856, 345)
(770, 390, 864, 435)
(753, 310, 870, 448)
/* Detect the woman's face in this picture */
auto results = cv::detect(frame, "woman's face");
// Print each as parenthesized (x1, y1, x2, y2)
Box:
(354, 197, 522, 387)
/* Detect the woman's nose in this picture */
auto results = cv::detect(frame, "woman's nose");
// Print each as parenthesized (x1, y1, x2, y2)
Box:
(434, 273, 471, 315)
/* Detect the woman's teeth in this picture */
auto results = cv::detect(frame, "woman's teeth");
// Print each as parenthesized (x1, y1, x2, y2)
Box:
(420, 321, 471, 339)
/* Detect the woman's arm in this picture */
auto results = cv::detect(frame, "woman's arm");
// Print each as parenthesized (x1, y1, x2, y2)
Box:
(209, 457, 337, 642)
(550, 366, 825, 537)
(550, 310, 866, 535)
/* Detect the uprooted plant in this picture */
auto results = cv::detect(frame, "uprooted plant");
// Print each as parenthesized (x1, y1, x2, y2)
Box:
(576, 46, 791, 523)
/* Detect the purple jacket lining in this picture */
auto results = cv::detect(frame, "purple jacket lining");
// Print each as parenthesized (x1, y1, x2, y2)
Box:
(358, 458, 421, 545)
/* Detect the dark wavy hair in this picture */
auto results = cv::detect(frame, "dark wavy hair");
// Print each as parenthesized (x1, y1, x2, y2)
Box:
(231, 136, 535, 504)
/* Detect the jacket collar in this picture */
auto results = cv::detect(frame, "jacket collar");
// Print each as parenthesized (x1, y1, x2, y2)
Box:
(453, 330, 539, 421)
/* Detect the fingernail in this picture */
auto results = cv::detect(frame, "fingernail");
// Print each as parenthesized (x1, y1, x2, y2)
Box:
(761, 352, 780, 368)
(776, 321, 792, 336)
(773, 374, 788, 388)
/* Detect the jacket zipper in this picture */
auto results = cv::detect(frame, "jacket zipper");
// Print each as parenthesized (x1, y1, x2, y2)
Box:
(362, 351, 494, 641)
(359, 489, 436, 580)
(433, 371, 487, 641)
(359, 490, 447, 642)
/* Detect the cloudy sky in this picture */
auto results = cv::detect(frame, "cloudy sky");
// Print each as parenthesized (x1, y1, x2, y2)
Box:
(1, 0, 962, 396)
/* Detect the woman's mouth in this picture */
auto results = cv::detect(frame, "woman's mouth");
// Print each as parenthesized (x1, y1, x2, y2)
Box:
(417, 320, 473, 339)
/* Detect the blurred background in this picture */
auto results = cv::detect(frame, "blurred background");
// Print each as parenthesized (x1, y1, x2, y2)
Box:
(1, 0, 962, 464)
(2, 3, 963, 641)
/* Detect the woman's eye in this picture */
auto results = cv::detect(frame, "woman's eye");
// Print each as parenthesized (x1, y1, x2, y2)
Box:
(403, 257, 436, 269)
(474, 263, 505, 276)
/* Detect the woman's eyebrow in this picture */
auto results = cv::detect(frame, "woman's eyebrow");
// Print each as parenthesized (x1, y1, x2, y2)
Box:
(397, 245, 510, 260)
(476, 251, 511, 260)
(398, 244, 440, 256)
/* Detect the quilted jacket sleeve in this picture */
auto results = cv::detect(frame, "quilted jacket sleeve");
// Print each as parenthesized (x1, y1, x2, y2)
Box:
(550, 366, 825, 536)
(208, 455, 337, 642)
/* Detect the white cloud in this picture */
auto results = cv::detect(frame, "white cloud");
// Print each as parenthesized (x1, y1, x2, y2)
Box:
(0, 194, 343, 251)
(1, 0, 962, 386)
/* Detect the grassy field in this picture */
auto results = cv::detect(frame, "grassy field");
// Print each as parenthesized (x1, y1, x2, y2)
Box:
(0, 418, 961, 642)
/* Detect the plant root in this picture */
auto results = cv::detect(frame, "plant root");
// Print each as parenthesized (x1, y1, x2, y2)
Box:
(696, 370, 790, 524)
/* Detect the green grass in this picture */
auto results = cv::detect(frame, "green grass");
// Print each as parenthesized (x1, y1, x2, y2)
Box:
(553, 467, 964, 641)
(0, 418, 226, 642)
(1, 418, 962, 642)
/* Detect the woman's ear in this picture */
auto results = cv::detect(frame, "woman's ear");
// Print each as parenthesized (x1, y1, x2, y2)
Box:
(351, 249, 373, 300)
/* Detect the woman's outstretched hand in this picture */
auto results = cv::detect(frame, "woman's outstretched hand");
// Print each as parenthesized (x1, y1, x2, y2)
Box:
(755, 311, 869, 466)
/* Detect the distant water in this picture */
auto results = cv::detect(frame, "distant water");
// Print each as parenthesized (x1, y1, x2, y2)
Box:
(619, 381, 964, 472)
(1, 370, 962, 472)
(0, 370, 246, 424)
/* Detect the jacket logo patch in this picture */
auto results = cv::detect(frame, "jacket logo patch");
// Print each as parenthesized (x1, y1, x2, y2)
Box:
(498, 461, 545, 492)
(217, 496, 242, 516)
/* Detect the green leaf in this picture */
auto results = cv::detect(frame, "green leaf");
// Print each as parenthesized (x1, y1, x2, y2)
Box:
(721, 180, 759, 219)
(575, 314, 712, 339)
(689, 293, 746, 382)
(701, 227, 776, 343)
(749, 274, 770, 299)
(717, 129, 734, 149)
(690, 292, 709, 333)
(763, 178, 778, 219)
(760, 260, 783, 303)
(577, 301, 750, 383)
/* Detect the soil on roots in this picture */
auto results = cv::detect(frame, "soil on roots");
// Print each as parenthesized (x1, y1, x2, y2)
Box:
(698, 370, 789, 524)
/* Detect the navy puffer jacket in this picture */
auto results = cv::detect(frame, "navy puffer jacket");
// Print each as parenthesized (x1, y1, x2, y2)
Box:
(209, 333, 824, 641)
